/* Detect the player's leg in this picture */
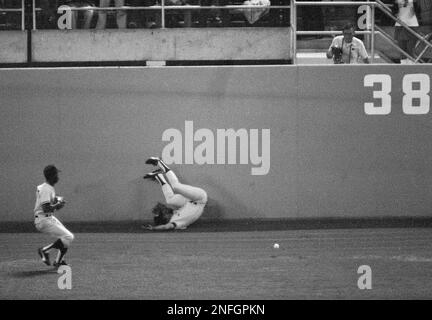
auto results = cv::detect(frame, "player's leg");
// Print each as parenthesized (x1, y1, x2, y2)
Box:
(171, 203, 204, 229)
(160, 181, 188, 208)
(144, 170, 188, 207)
(44, 217, 74, 266)
(35, 218, 54, 265)
(165, 170, 208, 204)
(146, 157, 207, 203)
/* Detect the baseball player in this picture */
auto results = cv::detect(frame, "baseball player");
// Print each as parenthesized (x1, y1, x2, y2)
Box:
(34, 165, 74, 267)
(142, 157, 208, 231)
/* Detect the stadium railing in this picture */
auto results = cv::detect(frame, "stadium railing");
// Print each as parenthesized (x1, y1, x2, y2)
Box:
(2, 1, 431, 64)
(291, 0, 432, 64)
(30, 0, 290, 30)
(0, 0, 25, 30)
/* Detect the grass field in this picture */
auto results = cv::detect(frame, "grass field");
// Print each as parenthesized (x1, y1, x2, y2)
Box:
(1, 228, 432, 300)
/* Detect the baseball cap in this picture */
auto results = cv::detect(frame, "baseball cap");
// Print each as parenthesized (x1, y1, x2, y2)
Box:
(43, 165, 61, 178)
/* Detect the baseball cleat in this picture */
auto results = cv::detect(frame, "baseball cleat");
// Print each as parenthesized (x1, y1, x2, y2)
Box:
(38, 248, 51, 266)
(143, 169, 163, 180)
(53, 260, 68, 268)
(145, 157, 160, 166)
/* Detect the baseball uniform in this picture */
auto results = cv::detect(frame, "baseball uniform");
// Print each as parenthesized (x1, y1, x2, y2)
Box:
(34, 182, 74, 247)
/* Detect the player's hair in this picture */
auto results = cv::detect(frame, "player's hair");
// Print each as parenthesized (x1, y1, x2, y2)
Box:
(152, 202, 174, 226)
(43, 165, 59, 181)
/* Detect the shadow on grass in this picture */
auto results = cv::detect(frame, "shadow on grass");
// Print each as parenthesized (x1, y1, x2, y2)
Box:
(10, 269, 57, 278)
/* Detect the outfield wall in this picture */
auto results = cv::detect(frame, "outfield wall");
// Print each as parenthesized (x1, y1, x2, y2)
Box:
(0, 31, 27, 63)
(1, 65, 432, 222)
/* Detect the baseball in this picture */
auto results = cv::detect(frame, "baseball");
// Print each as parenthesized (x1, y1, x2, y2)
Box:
(273, 243, 279, 249)
(57, 196, 64, 203)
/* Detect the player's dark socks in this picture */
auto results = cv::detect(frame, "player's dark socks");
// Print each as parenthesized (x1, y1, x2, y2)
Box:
(144, 169, 164, 181)
(158, 159, 171, 173)
(54, 260, 68, 267)
(155, 174, 166, 186)
(51, 239, 65, 250)
(42, 239, 63, 252)
(55, 248, 68, 265)
(42, 244, 54, 252)
(38, 248, 51, 266)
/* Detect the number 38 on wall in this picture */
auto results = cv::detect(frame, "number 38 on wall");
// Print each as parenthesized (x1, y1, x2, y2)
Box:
(364, 74, 430, 115)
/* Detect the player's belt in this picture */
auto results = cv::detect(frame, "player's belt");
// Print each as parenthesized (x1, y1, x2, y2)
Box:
(35, 213, 52, 218)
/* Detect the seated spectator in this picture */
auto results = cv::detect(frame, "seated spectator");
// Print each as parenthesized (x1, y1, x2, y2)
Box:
(392, 0, 420, 64)
(127, 0, 160, 29)
(199, 0, 229, 27)
(96, 0, 126, 29)
(164, 0, 198, 28)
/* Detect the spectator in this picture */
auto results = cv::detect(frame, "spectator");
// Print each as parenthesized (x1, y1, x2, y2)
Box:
(62, 1, 96, 29)
(199, 0, 229, 27)
(417, 0, 432, 26)
(326, 22, 369, 64)
(127, 0, 160, 29)
(96, 0, 126, 29)
(164, 0, 204, 28)
(392, 0, 420, 64)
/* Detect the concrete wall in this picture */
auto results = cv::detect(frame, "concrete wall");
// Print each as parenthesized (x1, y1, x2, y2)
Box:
(31, 28, 291, 62)
(1, 65, 432, 222)
(0, 31, 27, 63)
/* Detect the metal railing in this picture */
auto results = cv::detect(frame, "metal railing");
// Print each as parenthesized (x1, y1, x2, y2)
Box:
(374, 0, 432, 63)
(3, 1, 430, 64)
(0, 0, 25, 30)
(290, 0, 432, 64)
(31, 0, 290, 30)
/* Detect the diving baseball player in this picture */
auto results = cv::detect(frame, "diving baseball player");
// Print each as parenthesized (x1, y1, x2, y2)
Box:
(34, 165, 74, 267)
(142, 157, 208, 231)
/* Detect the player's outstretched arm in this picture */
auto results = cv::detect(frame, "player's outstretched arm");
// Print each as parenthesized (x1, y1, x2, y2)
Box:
(143, 223, 175, 231)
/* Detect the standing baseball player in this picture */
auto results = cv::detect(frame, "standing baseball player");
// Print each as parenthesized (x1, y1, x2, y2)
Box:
(34, 165, 74, 267)
(142, 157, 208, 231)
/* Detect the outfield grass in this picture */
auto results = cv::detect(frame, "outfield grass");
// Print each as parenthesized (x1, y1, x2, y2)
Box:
(1, 228, 432, 299)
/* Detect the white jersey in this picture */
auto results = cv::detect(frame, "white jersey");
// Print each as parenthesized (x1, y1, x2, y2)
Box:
(169, 200, 206, 230)
(329, 36, 369, 64)
(395, 0, 419, 27)
(34, 183, 56, 217)
(33, 182, 74, 247)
